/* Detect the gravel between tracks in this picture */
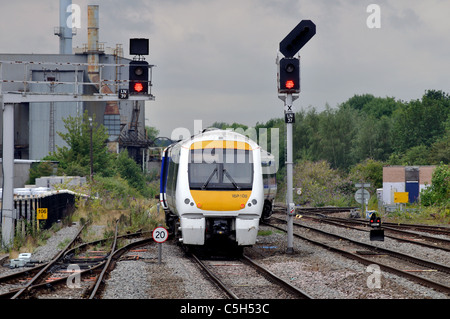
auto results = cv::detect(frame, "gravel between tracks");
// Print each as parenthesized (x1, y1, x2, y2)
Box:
(102, 241, 224, 299)
(249, 224, 449, 299)
(2, 220, 448, 299)
(0, 223, 81, 277)
(93, 221, 450, 299)
(298, 217, 450, 266)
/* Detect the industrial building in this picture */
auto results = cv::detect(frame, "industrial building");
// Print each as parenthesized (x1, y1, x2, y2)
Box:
(0, 2, 154, 171)
(382, 165, 436, 205)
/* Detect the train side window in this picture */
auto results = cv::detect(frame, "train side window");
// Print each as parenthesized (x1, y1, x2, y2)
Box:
(167, 157, 175, 196)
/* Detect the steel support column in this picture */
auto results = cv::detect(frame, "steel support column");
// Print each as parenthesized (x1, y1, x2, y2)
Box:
(2, 102, 15, 247)
(285, 94, 294, 254)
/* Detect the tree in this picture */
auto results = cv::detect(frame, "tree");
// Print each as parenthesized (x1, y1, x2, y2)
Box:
(428, 116, 450, 164)
(210, 121, 250, 132)
(343, 94, 376, 111)
(27, 161, 61, 184)
(290, 160, 352, 207)
(401, 145, 430, 165)
(342, 94, 400, 118)
(348, 159, 384, 191)
(314, 105, 358, 170)
(51, 111, 115, 177)
(392, 90, 450, 153)
(145, 125, 160, 141)
(116, 149, 147, 195)
(421, 164, 450, 206)
(351, 114, 393, 163)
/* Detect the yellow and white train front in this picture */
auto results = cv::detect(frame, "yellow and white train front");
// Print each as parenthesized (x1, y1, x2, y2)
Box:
(177, 139, 263, 246)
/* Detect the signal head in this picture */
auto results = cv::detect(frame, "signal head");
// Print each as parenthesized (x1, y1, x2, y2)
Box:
(129, 60, 149, 94)
(278, 57, 300, 93)
(133, 82, 144, 93)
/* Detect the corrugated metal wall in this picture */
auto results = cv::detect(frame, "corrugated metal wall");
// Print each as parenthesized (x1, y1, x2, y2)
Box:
(29, 68, 84, 159)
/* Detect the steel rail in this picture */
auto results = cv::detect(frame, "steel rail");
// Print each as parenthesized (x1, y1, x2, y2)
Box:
(0, 262, 48, 285)
(275, 205, 450, 235)
(0, 260, 107, 299)
(87, 232, 154, 299)
(306, 213, 450, 237)
(266, 219, 450, 295)
(381, 222, 450, 236)
(88, 221, 119, 299)
(240, 255, 313, 299)
(62, 229, 150, 261)
(0, 230, 148, 286)
(288, 213, 450, 252)
(190, 252, 312, 299)
(10, 224, 86, 299)
(1, 227, 150, 299)
(272, 216, 450, 274)
(190, 253, 238, 299)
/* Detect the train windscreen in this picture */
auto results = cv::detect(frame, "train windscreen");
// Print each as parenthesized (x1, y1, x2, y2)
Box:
(188, 148, 253, 190)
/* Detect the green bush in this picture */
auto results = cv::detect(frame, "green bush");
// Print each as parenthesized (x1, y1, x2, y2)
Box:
(290, 160, 353, 207)
(421, 163, 450, 206)
(116, 150, 146, 192)
(93, 176, 138, 200)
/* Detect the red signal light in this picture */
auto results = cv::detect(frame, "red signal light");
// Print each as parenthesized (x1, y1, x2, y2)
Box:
(134, 82, 144, 92)
(285, 80, 295, 89)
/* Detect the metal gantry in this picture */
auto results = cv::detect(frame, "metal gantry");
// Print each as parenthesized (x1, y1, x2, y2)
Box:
(0, 60, 154, 247)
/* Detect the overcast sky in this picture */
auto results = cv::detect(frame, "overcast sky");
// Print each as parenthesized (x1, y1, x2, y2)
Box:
(1, 0, 449, 138)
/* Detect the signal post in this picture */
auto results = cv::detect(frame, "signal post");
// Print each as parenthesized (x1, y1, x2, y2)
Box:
(277, 20, 315, 254)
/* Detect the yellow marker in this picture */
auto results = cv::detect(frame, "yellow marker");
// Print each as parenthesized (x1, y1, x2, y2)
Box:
(37, 208, 48, 220)
(394, 192, 409, 203)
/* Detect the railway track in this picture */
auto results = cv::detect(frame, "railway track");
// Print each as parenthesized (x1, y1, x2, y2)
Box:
(274, 204, 357, 215)
(291, 213, 450, 252)
(86, 231, 154, 299)
(280, 205, 450, 236)
(190, 252, 312, 299)
(0, 223, 153, 299)
(379, 222, 450, 237)
(1, 223, 86, 299)
(266, 216, 450, 296)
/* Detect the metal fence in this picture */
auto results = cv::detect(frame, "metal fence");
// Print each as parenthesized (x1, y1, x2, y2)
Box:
(2, 190, 76, 233)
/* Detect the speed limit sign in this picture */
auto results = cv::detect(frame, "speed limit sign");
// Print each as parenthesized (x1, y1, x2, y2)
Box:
(152, 226, 168, 243)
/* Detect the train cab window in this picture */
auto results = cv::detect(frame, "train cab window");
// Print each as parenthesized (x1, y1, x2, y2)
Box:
(188, 148, 253, 190)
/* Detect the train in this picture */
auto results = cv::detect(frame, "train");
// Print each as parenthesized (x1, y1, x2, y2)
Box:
(159, 128, 276, 249)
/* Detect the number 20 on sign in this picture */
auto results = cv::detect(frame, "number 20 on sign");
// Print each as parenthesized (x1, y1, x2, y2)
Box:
(152, 227, 168, 243)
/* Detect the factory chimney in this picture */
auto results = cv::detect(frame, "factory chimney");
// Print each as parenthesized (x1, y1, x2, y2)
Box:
(54, 0, 76, 54)
(87, 5, 121, 146)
